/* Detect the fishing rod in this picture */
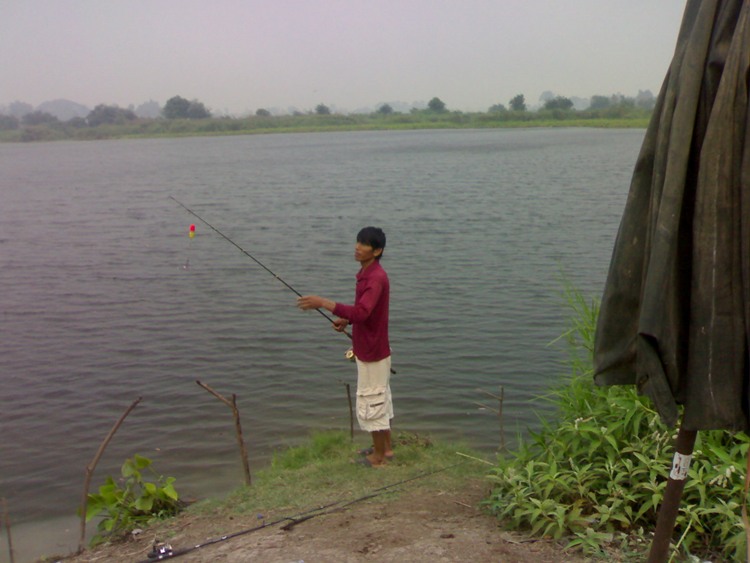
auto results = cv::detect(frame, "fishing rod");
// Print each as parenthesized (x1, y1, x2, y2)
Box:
(169, 196, 346, 332)
(170, 196, 397, 375)
(136, 460, 469, 561)
(279, 459, 469, 530)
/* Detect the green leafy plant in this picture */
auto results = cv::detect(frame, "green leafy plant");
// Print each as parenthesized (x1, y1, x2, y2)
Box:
(84, 454, 182, 544)
(485, 285, 750, 561)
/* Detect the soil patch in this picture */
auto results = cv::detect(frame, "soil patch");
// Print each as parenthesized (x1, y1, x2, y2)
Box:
(57, 479, 587, 563)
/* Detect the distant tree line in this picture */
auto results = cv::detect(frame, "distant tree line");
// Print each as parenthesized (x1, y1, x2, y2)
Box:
(162, 96, 211, 119)
(0, 95, 211, 132)
(0, 89, 656, 126)
(0, 91, 656, 142)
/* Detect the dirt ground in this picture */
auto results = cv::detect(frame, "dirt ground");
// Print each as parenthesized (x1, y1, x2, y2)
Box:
(56, 479, 590, 563)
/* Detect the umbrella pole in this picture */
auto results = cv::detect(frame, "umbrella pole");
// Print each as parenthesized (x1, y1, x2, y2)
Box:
(647, 426, 698, 563)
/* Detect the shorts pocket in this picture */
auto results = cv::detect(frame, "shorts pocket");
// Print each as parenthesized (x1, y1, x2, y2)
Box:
(357, 388, 388, 421)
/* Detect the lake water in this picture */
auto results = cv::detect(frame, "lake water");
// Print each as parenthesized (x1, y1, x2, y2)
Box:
(0, 127, 641, 562)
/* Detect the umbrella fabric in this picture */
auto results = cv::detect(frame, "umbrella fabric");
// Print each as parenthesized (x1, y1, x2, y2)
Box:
(594, 0, 750, 431)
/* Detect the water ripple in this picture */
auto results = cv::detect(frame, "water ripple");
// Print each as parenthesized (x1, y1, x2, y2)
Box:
(0, 129, 640, 543)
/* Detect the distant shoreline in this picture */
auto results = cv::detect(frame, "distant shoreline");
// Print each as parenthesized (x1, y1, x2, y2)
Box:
(0, 114, 649, 143)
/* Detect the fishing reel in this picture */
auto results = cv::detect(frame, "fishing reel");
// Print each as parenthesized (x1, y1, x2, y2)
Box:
(148, 542, 174, 560)
(345, 348, 396, 375)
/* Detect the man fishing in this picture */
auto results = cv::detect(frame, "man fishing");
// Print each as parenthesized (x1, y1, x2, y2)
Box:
(297, 226, 393, 467)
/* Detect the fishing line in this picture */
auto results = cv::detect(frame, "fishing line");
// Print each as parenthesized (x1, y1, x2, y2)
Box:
(136, 460, 469, 562)
(181, 223, 195, 270)
(170, 196, 397, 375)
(169, 196, 346, 332)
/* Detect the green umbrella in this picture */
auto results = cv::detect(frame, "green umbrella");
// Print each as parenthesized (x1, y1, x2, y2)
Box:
(594, 1, 750, 560)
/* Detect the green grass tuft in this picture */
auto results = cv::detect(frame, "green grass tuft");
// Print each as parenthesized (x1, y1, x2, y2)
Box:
(271, 430, 351, 470)
(210, 430, 487, 519)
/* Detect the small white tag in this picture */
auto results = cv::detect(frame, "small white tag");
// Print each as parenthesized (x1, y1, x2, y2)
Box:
(670, 452, 692, 480)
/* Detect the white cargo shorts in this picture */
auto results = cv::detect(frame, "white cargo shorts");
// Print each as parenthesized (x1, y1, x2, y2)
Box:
(355, 356, 393, 432)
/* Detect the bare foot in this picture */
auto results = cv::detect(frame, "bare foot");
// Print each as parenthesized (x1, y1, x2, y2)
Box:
(358, 447, 394, 460)
(366, 453, 388, 467)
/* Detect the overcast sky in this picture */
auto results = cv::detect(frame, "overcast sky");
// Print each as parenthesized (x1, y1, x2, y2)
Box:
(2, 0, 687, 115)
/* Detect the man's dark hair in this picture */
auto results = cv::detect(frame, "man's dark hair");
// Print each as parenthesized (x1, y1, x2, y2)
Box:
(357, 226, 386, 258)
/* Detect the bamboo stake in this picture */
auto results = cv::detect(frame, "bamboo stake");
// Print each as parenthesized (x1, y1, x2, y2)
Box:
(477, 386, 506, 451)
(345, 382, 354, 440)
(498, 386, 505, 451)
(196, 380, 251, 486)
(473, 401, 498, 414)
(478, 388, 503, 401)
(2, 497, 15, 563)
(78, 396, 142, 554)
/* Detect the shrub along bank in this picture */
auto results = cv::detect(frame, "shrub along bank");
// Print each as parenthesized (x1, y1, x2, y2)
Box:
(486, 288, 750, 561)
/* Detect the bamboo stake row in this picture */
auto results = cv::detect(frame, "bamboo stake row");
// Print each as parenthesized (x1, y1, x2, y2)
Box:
(51, 380, 505, 559)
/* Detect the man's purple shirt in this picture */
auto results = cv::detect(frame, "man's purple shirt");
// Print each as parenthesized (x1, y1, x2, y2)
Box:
(332, 260, 390, 362)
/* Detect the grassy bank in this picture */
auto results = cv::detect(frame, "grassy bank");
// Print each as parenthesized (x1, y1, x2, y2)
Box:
(197, 430, 487, 519)
(0, 111, 650, 143)
(59, 430, 493, 562)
